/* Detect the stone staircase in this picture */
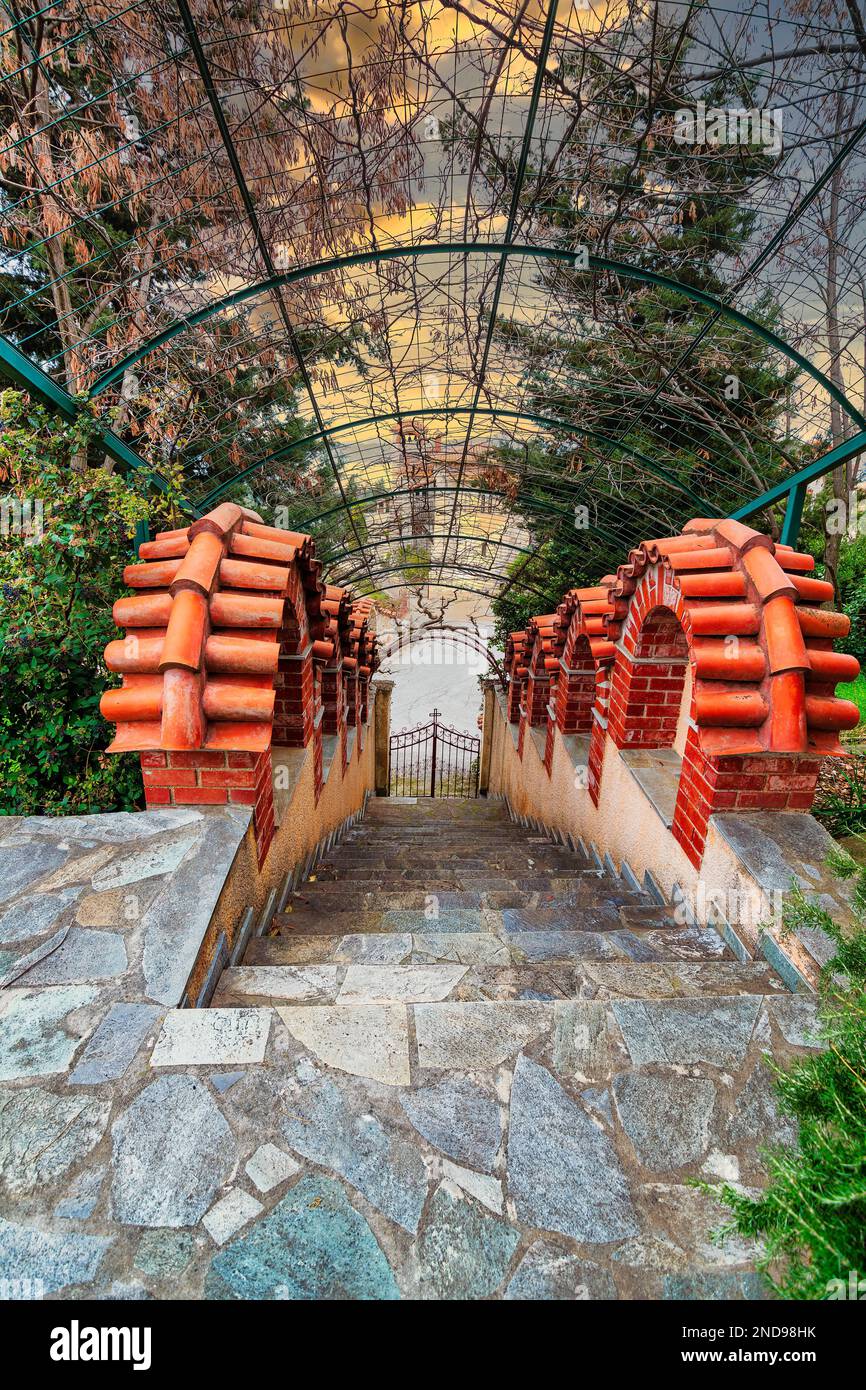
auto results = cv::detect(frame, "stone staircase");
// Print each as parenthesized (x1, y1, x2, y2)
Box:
(209, 797, 813, 1299)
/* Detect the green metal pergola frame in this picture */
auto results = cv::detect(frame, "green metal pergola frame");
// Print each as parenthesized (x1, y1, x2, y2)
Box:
(2, 0, 866, 567)
(198, 405, 724, 519)
(86, 243, 865, 437)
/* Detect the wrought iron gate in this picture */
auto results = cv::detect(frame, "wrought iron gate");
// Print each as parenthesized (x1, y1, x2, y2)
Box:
(389, 709, 480, 798)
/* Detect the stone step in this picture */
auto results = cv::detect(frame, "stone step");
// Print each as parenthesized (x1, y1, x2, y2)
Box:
(359, 818, 514, 831)
(278, 887, 637, 914)
(271, 900, 676, 934)
(318, 846, 592, 864)
(340, 837, 562, 852)
(363, 807, 507, 815)
(271, 907, 497, 935)
(249, 921, 730, 965)
(308, 863, 599, 881)
(303, 870, 618, 890)
(213, 958, 783, 1009)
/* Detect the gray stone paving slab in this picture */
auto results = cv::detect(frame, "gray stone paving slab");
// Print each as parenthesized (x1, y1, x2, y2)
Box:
(245, 1143, 301, 1193)
(202, 1188, 263, 1245)
(613, 1073, 716, 1169)
(411, 932, 511, 965)
(278, 1003, 410, 1085)
(439, 1160, 503, 1214)
(549, 999, 610, 1076)
(0, 888, 81, 945)
(17, 809, 204, 842)
(211, 1071, 245, 1092)
(507, 1053, 638, 1243)
(505, 930, 622, 962)
(0, 1218, 110, 1296)
(0, 1086, 110, 1194)
(0, 841, 68, 904)
(336, 933, 413, 962)
(150, 1009, 271, 1067)
(338, 962, 468, 1003)
(504, 1239, 617, 1300)
(69, 1003, 163, 1085)
(766, 996, 822, 1047)
(414, 1000, 551, 1069)
(90, 833, 201, 890)
(0, 984, 98, 1080)
(415, 1184, 519, 1299)
(217, 965, 338, 1002)
(141, 809, 251, 1005)
(399, 1074, 501, 1169)
(276, 1066, 428, 1233)
(111, 1076, 236, 1227)
(0, 924, 71, 987)
(19, 927, 127, 985)
(726, 1061, 797, 1150)
(55, 1165, 106, 1220)
(612, 996, 763, 1067)
(134, 1231, 195, 1279)
(206, 1175, 400, 1300)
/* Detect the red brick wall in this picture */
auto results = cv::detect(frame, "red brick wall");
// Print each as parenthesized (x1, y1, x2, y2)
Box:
(322, 663, 343, 735)
(273, 647, 314, 747)
(555, 631, 597, 734)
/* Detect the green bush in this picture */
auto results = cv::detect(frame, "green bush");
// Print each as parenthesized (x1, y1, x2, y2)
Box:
(706, 849, 866, 1299)
(841, 571, 866, 669)
(0, 390, 182, 815)
(812, 753, 866, 840)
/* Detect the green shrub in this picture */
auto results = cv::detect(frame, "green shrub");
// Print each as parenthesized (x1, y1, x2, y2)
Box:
(0, 390, 183, 815)
(812, 753, 866, 840)
(706, 848, 866, 1299)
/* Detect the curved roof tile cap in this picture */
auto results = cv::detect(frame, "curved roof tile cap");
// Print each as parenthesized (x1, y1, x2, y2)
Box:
(555, 580, 620, 667)
(606, 518, 858, 756)
(101, 503, 378, 754)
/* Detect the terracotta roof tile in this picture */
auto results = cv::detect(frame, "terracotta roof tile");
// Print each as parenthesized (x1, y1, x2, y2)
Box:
(512, 517, 860, 758)
(101, 505, 378, 755)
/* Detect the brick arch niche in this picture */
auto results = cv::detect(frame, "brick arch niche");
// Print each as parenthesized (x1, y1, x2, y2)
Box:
(556, 631, 597, 735)
(608, 603, 691, 753)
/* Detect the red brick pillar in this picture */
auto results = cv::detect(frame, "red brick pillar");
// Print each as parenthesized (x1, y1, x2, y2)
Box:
(587, 717, 606, 806)
(344, 670, 358, 727)
(322, 662, 343, 734)
(507, 676, 522, 723)
(672, 728, 820, 869)
(140, 748, 275, 865)
(313, 664, 324, 801)
(525, 669, 550, 727)
(555, 660, 596, 734)
(273, 645, 314, 747)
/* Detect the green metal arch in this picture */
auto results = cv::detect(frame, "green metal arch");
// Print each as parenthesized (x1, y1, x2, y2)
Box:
(352, 561, 551, 601)
(88, 242, 866, 432)
(325, 528, 609, 577)
(302, 481, 567, 527)
(198, 406, 724, 519)
(314, 498, 625, 560)
(328, 531, 529, 566)
(364, 579, 520, 605)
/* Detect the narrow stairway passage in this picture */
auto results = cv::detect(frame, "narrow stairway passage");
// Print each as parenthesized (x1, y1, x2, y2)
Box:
(209, 798, 813, 1299)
